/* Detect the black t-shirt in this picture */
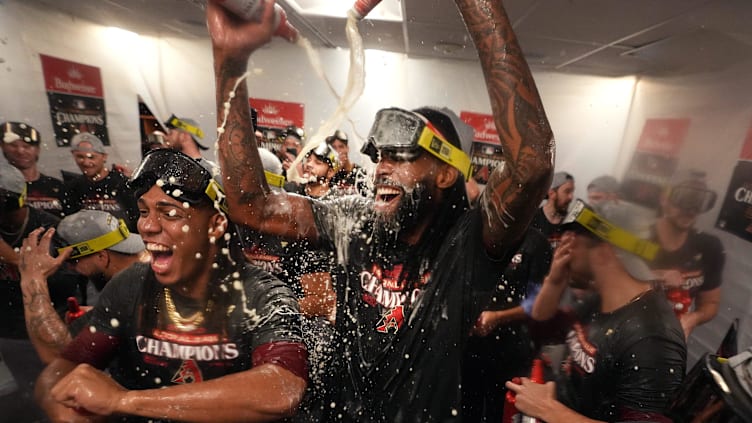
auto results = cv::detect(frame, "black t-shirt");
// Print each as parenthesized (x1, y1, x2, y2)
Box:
(649, 227, 725, 309)
(26, 174, 64, 216)
(62, 170, 139, 231)
(551, 290, 686, 421)
(0, 208, 82, 338)
(312, 196, 510, 422)
(529, 207, 565, 250)
(71, 262, 302, 392)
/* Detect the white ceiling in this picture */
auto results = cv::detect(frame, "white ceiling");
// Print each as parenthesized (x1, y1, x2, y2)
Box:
(21, 0, 752, 77)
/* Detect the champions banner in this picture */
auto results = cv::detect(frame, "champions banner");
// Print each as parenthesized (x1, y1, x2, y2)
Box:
(39, 54, 110, 147)
(249, 97, 305, 154)
(716, 122, 752, 243)
(460, 111, 503, 185)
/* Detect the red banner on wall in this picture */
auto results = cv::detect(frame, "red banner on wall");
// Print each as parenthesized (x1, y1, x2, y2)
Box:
(716, 121, 752, 243)
(39, 54, 110, 147)
(249, 98, 304, 130)
(460, 111, 504, 185)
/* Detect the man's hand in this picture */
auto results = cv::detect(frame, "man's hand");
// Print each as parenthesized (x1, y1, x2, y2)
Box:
(51, 363, 127, 417)
(547, 233, 574, 286)
(19, 227, 71, 281)
(207, 0, 277, 60)
(471, 311, 500, 337)
(655, 269, 684, 288)
(505, 377, 558, 420)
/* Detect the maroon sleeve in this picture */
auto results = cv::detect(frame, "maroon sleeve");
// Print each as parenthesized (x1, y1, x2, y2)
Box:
(60, 329, 121, 370)
(252, 341, 309, 382)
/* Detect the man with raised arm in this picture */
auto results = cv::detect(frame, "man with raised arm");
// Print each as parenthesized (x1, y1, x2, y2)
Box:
(208, 0, 553, 420)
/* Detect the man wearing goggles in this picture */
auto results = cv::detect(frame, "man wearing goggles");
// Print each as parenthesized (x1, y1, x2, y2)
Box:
(37, 149, 307, 422)
(650, 169, 725, 338)
(209, 0, 554, 420)
(511, 200, 686, 422)
(0, 162, 82, 422)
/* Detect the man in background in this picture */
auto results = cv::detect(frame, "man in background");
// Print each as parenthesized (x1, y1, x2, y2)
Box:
(587, 175, 621, 206)
(530, 171, 575, 250)
(650, 169, 725, 338)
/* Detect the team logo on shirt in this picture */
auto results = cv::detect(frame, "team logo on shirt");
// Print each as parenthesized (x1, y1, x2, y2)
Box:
(565, 322, 597, 374)
(375, 305, 405, 334)
(679, 270, 704, 289)
(360, 264, 431, 310)
(172, 359, 203, 384)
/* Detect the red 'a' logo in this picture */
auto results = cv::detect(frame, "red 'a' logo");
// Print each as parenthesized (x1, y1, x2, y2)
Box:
(172, 359, 203, 384)
(375, 305, 405, 334)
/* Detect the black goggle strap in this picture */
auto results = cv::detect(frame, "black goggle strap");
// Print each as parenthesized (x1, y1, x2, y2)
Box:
(58, 219, 129, 259)
(166, 115, 204, 140)
(264, 170, 286, 188)
(565, 200, 659, 261)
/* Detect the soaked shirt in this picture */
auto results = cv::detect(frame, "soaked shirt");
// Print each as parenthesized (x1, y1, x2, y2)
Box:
(62, 261, 304, 422)
(61, 170, 139, 231)
(312, 196, 509, 422)
(649, 227, 725, 313)
(551, 290, 686, 421)
(26, 174, 64, 216)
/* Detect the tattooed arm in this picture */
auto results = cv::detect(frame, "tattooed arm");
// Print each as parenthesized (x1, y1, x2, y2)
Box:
(207, 0, 320, 243)
(455, 0, 554, 255)
(19, 227, 74, 364)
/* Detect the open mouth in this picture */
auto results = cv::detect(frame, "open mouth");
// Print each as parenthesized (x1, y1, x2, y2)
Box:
(374, 186, 402, 210)
(146, 242, 173, 274)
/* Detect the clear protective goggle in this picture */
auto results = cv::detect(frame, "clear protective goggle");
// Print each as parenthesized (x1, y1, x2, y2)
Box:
(668, 185, 717, 213)
(129, 149, 227, 213)
(0, 184, 26, 209)
(361, 108, 473, 180)
(146, 131, 167, 146)
(165, 115, 204, 140)
(307, 143, 340, 171)
(563, 199, 660, 261)
(57, 218, 130, 259)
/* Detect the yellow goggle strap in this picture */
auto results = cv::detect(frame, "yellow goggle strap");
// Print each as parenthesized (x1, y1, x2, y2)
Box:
(59, 219, 129, 259)
(204, 179, 229, 214)
(574, 207, 659, 261)
(264, 170, 286, 188)
(18, 184, 27, 208)
(166, 116, 204, 140)
(416, 125, 473, 181)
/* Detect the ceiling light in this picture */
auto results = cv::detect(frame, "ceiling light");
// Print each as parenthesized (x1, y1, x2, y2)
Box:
(284, 0, 403, 22)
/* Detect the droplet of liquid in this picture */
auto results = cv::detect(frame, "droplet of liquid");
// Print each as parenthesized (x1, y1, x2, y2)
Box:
(110, 318, 120, 328)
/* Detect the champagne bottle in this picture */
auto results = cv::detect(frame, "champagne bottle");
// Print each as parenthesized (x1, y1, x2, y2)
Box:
(502, 358, 546, 423)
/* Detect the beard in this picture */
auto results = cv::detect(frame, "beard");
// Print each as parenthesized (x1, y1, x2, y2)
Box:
(372, 177, 433, 242)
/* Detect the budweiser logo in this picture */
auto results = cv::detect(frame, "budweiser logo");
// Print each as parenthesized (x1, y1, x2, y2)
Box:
(262, 104, 279, 115)
(67, 67, 83, 80)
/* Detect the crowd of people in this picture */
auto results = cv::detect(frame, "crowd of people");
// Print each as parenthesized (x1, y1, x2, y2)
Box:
(0, 0, 735, 421)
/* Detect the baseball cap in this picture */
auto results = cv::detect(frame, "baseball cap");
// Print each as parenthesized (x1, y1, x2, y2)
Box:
(165, 115, 208, 151)
(71, 132, 106, 154)
(258, 147, 285, 189)
(57, 210, 144, 259)
(587, 175, 620, 194)
(413, 106, 474, 155)
(0, 161, 27, 209)
(550, 171, 574, 190)
(563, 199, 658, 282)
(2, 122, 40, 145)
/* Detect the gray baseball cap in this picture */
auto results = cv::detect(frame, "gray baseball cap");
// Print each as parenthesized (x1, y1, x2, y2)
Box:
(57, 210, 144, 257)
(71, 132, 106, 154)
(0, 161, 26, 196)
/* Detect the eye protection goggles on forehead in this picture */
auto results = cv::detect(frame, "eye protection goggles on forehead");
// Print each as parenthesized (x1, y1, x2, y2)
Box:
(3, 122, 40, 144)
(361, 108, 473, 180)
(165, 115, 204, 140)
(307, 143, 340, 171)
(56, 219, 130, 259)
(563, 199, 659, 261)
(668, 185, 717, 213)
(0, 188, 26, 210)
(129, 149, 227, 213)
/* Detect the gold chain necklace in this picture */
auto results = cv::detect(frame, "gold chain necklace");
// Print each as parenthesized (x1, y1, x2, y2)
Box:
(163, 288, 212, 331)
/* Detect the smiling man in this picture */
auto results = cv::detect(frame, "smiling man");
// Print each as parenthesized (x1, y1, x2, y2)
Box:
(208, 0, 553, 420)
(35, 149, 307, 423)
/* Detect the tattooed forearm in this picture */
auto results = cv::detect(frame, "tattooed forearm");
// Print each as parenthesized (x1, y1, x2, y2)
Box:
(22, 282, 72, 362)
(455, 0, 554, 250)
